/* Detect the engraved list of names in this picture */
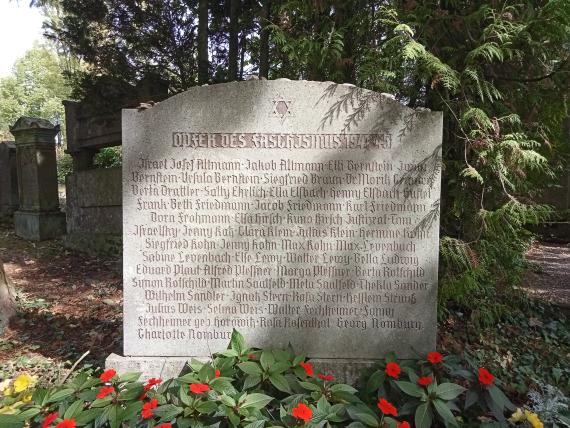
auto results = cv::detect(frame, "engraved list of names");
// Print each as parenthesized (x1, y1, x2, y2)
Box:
(122, 81, 442, 359)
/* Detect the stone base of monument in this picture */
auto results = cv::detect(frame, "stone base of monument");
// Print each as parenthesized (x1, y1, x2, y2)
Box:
(106, 354, 376, 385)
(14, 210, 66, 241)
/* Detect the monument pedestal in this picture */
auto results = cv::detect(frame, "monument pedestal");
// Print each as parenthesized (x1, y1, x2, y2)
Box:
(14, 211, 66, 241)
(106, 354, 191, 381)
(9, 117, 66, 241)
(106, 353, 376, 385)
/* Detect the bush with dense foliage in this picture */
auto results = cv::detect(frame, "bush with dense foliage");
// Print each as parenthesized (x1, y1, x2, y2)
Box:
(1, 330, 566, 428)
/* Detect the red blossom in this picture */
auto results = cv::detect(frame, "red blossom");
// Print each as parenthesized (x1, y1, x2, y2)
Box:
(397, 421, 411, 428)
(292, 403, 313, 423)
(215, 369, 221, 378)
(141, 408, 154, 420)
(377, 398, 398, 417)
(55, 420, 76, 428)
(42, 412, 58, 428)
(427, 352, 443, 364)
(99, 369, 116, 383)
(248, 353, 257, 360)
(300, 361, 314, 377)
(318, 373, 334, 381)
(156, 424, 172, 428)
(190, 383, 210, 394)
(139, 392, 148, 401)
(144, 378, 162, 392)
(385, 362, 401, 379)
(417, 376, 433, 386)
(96, 386, 115, 399)
(141, 398, 158, 419)
(478, 368, 494, 386)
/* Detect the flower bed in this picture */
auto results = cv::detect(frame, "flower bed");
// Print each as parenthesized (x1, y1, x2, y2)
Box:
(0, 330, 565, 428)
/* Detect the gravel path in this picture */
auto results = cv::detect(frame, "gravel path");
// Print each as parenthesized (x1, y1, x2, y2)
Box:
(522, 242, 570, 309)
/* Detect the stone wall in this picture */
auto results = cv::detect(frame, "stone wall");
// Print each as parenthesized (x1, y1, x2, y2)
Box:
(64, 167, 122, 255)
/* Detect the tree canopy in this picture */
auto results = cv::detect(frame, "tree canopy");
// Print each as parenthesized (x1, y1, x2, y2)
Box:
(0, 44, 71, 140)
(31, 0, 570, 321)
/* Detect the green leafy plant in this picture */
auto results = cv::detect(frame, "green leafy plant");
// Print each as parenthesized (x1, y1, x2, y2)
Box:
(0, 330, 533, 428)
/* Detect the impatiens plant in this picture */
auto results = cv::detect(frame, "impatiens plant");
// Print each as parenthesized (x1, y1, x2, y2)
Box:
(0, 330, 540, 428)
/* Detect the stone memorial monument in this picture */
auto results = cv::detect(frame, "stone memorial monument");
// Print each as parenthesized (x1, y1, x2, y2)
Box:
(0, 141, 18, 216)
(9, 117, 66, 241)
(108, 80, 442, 381)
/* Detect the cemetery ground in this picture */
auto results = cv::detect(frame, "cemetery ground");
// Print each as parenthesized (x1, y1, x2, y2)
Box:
(0, 219, 568, 403)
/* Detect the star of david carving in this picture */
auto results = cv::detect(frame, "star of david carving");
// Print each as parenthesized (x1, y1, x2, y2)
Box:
(271, 94, 293, 123)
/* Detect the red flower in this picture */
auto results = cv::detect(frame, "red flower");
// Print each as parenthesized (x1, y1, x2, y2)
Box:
(248, 353, 257, 360)
(300, 361, 314, 377)
(144, 378, 162, 391)
(139, 392, 147, 401)
(377, 398, 398, 416)
(99, 369, 116, 383)
(478, 368, 494, 386)
(42, 412, 58, 428)
(215, 369, 221, 378)
(156, 424, 172, 428)
(417, 376, 433, 386)
(55, 420, 76, 428)
(427, 352, 443, 364)
(385, 362, 401, 379)
(397, 421, 411, 428)
(318, 373, 334, 381)
(190, 383, 210, 394)
(141, 398, 158, 419)
(292, 403, 313, 423)
(96, 386, 115, 399)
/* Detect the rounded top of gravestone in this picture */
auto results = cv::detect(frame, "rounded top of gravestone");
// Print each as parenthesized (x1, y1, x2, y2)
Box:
(9, 117, 60, 133)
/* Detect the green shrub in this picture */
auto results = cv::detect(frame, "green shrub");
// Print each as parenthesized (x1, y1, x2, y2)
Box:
(0, 330, 548, 428)
(94, 147, 122, 169)
(56, 149, 73, 185)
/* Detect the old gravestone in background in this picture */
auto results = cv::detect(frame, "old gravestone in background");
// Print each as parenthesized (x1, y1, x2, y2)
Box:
(107, 80, 442, 381)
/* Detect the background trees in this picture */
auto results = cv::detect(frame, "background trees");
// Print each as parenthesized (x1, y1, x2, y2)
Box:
(0, 44, 71, 140)
(27, 0, 570, 321)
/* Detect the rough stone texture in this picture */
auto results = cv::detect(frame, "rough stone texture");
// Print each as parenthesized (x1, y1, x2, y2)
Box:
(119, 80, 442, 373)
(106, 354, 373, 385)
(106, 354, 190, 382)
(0, 141, 18, 215)
(65, 167, 122, 255)
(0, 262, 16, 335)
(14, 211, 66, 241)
(9, 117, 66, 241)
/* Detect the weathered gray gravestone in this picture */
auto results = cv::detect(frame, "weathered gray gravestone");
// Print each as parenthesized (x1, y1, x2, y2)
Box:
(0, 262, 16, 335)
(0, 141, 18, 216)
(107, 80, 442, 382)
(9, 117, 66, 241)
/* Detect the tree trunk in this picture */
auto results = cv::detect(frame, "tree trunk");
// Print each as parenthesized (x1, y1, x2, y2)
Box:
(228, 0, 240, 81)
(335, 0, 356, 84)
(259, 0, 271, 78)
(0, 262, 16, 335)
(198, 0, 209, 84)
(239, 32, 246, 80)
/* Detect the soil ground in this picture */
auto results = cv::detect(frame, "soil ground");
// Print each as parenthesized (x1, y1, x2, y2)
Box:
(0, 220, 122, 375)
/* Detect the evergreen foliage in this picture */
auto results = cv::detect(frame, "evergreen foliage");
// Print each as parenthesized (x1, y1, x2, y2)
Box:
(32, 1, 570, 321)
